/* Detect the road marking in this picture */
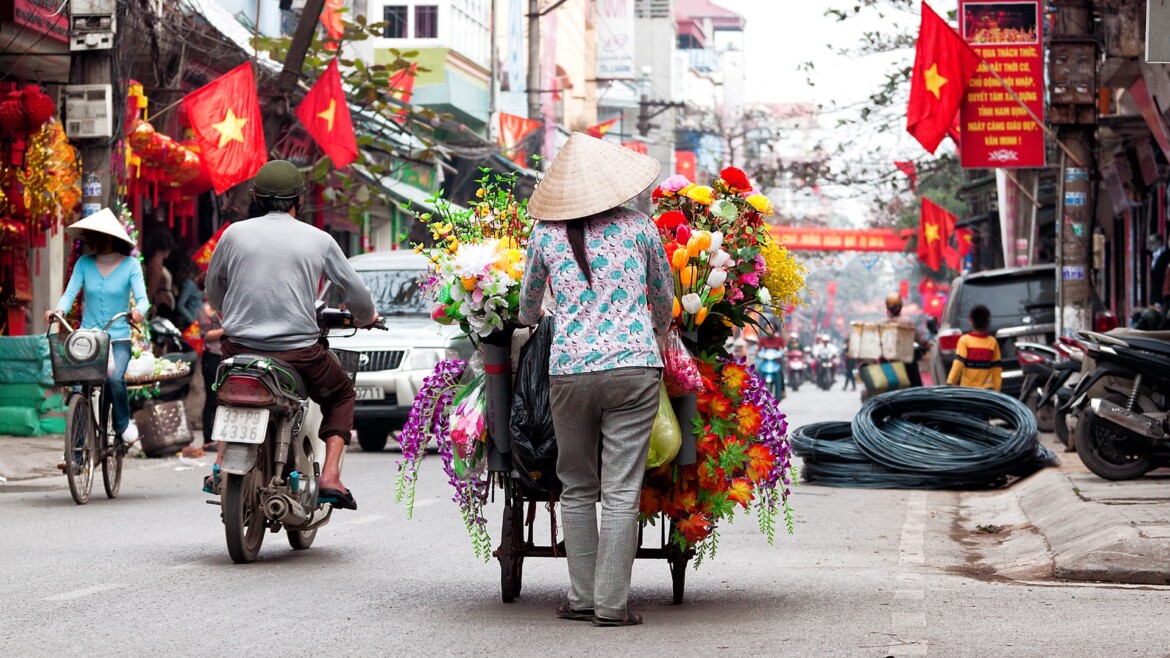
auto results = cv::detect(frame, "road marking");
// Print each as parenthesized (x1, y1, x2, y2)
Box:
(44, 584, 124, 601)
(888, 490, 930, 657)
(350, 514, 385, 525)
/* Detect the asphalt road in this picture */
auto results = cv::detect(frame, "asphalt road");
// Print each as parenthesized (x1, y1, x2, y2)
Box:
(2, 377, 1169, 657)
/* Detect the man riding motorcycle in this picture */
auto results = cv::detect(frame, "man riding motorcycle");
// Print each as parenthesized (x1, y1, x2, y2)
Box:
(205, 160, 379, 510)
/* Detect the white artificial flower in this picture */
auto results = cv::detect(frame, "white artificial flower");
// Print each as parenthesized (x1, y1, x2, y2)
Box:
(707, 269, 727, 289)
(710, 250, 731, 268)
(452, 241, 500, 278)
(681, 293, 703, 314)
(758, 287, 772, 305)
(708, 231, 724, 253)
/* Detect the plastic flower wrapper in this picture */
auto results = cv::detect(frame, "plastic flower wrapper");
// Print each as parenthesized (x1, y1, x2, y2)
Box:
(447, 372, 488, 480)
(662, 328, 703, 397)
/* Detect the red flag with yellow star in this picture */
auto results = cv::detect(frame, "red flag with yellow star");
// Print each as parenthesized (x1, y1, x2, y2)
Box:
(182, 63, 267, 194)
(918, 197, 955, 271)
(906, 3, 981, 154)
(296, 59, 359, 168)
(586, 118, 618, 138)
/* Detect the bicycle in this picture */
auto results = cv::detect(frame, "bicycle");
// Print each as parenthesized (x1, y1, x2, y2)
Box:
(48, 311, 134, 505)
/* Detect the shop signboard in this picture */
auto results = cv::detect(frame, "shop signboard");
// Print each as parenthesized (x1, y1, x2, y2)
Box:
(958, 1, 1045, 168)
(596, 0, 635, 80)
(771, 226, 912, 253)
(0, 0, 69, 43)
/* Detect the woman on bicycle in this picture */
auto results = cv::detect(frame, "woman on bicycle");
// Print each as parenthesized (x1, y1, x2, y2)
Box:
(45, 208, 149, 445)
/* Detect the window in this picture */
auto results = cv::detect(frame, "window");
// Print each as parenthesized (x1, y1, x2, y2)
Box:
(415, 5, 438, 38)
(383, 5, 407, 38)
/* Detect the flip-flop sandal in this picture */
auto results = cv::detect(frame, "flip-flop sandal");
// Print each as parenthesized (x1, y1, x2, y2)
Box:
(319, 487, 358, 511)
(202, 465, 221, 495)
(555, 603, 595, 621)
(592, 612, 643, 627)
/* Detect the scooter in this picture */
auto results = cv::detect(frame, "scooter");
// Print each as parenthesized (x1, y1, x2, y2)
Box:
(785, 349, 807, 392)
(1016, 341, 1060, 433)
(1071, 330, 1170, 480)
(758, 346, 784, 400)
(815, 353, 836, 390)
(210, 304, 385, 563)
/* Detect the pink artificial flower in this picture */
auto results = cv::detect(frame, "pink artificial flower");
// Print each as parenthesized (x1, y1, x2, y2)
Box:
(753, 254, 767, 272)
(730, 287, 745, 302)
(660, 174, 691, 193)
(741, 272, 760, 287)
(676, 224, 692, 245)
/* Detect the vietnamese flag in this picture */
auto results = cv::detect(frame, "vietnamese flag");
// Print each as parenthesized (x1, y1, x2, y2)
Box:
(955, 226, 974, 263)
(388, 63, 417, 122)
(320, 0, 344, 50)
(497, 112, 542, 166)
(918, 197, 955, 271)
(586, 118, 618, 138)
(906, 3, 981, 154)
(675, 151, 697, 179)
(182, 63, 267, 194)
(296, 59, 359, 168)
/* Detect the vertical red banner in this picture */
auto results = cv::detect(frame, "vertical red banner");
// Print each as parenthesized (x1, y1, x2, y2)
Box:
(959, 1, 1045, 168)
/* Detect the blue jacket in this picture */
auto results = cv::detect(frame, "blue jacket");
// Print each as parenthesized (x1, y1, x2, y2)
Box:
(55, 255, 150, 341)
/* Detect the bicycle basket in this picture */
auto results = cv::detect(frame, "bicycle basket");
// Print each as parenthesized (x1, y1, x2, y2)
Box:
(331, 349, 360, 385)
(48, 329, 110, 385)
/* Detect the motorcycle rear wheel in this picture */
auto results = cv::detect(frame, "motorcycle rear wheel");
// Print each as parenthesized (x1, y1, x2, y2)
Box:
(287, 528, 317, 550)
(1074, 395, 1153, 481)
(224, 470, 267, 563)
(1024, 390, 1055, 433)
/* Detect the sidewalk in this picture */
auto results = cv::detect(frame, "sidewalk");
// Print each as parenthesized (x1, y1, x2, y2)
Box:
(960, 435, 1170, 586)
(0, 435, 64, 482)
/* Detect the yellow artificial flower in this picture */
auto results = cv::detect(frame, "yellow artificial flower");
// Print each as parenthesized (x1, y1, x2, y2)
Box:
(685, 186, 715, 205)
(476, 188, 486, 198)
(746, 193, 775, 216)
(671, 247, 690, 270)
(679, 265, 699, 288)
(759, 238, 807, 310)
(678, 183, 696, 197)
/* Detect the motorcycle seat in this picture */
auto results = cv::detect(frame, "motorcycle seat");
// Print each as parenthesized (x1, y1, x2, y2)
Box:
(1120, 337, 1170, 357)
(1107, 328, 1170, 342)
(228, 354, 307, 398)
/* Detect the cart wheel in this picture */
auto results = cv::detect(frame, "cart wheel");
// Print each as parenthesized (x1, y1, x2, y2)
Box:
(499, 503, 524, 602)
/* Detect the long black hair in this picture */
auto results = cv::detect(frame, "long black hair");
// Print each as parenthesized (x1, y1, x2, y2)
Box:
(567, 217, 592, 287)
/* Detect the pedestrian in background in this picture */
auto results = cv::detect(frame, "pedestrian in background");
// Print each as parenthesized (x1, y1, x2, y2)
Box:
(519, 133, 673, 627)
(946, 304, 1001, 391)
(197, 298, 224, 451)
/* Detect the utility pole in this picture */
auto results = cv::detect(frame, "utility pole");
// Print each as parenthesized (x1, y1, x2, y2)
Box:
(1049, 0, 1098, 336)
(69, 14, 116, 213)
(263, 0, 328, 148)
(526, 0, 541, 155)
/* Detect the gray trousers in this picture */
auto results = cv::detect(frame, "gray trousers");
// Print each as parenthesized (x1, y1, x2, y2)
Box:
(549, 367, 660, 619)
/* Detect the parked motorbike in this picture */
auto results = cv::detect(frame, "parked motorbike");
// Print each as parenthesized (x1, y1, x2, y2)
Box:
(1016, 341, 1061, 433)
(211, 303, 385, 563)
(785, 349, 807, 392)
(1069, 329, 1170, 480)
(758, 346, 784, 400)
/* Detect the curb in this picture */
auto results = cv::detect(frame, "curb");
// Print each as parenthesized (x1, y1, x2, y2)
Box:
(1013, 468, 1170, 586)
(0, 436, 63, 482)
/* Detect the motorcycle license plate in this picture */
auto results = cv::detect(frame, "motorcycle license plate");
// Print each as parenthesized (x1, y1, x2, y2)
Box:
(355, 386, 385, 401)
(211, 408, 270, 444)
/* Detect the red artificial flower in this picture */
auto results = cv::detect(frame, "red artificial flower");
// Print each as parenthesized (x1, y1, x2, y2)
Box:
(745, 444, 776, 483)
(698, 461, 727, 491)
(652, 187, 665, 201)
(656, 210, 687, 231)
(722, 363, 749, 392)
(720, 166, 751, 191)
(676, 223, 692, 245)
(639, 485, 662, 517)
(700, 390, 732, 419)
(727, 478, 755, 508)
(676, 512, 712, 544)
(696, 431, 724, 459)
(664, 241, 680, 261)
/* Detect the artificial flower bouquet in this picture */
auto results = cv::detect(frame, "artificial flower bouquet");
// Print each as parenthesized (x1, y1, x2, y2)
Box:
(645, 167, 806, 558)
(414, 169, 533, 340)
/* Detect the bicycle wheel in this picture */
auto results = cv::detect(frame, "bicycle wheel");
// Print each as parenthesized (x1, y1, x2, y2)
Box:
(99, 387, 123, 499)
(64, 394, 95, 505)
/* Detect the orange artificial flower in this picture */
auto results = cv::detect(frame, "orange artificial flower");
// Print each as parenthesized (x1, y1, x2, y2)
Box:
(722, 363, 749, 391)
(745, 444, 776, 483)
(680, 265, 698, 287)
(639, 485, 662, 517)
(700, 390, 731, 419)
(737, 404, 762, 435)
(695, 307, 709, 325)
(698, 462, 726, 491)
(670, 246, 689, 270)
(672, 297, 681, 318)
(727, 478, 754, 508)
(709, 285, 725, 302)
(676, 512, 712, 544)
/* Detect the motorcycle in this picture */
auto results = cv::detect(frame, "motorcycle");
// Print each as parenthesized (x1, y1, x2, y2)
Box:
(1069, 330, 1170, 480)
(815, 353, 836, 390)
(758, 346, 784, 400)
(210, 303, 385, 563)
(785, 349, 807, 392)
(1016, 341, 1062, 433)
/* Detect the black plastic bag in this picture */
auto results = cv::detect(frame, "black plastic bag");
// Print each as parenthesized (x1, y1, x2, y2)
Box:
(510, 317, 561, 493)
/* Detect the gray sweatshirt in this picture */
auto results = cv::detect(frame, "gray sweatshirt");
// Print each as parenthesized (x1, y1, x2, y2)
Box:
(206, 212, 376, 351)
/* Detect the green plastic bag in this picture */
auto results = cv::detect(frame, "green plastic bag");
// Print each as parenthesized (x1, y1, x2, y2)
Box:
(646, 383, 681, 469)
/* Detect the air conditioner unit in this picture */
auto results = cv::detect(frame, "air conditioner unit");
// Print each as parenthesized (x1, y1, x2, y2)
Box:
(69, 0, 117, 51)
(63, 84, 113, 139)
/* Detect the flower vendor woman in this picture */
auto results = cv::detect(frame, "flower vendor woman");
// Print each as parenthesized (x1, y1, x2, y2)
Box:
(47, 209, 149, 450)
(519, 133, 674, 627)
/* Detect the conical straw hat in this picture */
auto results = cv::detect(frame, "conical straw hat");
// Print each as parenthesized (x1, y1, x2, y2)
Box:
(528, 132, 661, 221)
(65, 208, 135, 250)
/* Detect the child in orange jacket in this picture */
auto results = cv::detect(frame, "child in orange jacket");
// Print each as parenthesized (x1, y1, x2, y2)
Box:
(946, 304, 1002, 391)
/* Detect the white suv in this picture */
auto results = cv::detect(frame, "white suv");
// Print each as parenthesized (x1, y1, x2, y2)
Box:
(329, 251, 472, 451)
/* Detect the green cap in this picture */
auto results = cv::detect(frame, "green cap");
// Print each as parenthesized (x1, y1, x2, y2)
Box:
(252, 160, 305, 199)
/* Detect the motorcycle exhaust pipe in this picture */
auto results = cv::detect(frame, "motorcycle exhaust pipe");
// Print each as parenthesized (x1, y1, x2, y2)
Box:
(263, 493, 310, 526)
(1089, 399, 1164, 443)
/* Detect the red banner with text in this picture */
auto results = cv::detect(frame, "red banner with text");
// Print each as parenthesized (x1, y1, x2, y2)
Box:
(959, 1, 1045, 168)
(771, 226, 912, 252)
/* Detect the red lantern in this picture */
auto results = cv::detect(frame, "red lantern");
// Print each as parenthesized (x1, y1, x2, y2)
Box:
(0, 92, 27, 135)
(21, 85, 55, 132)
(127, 121, 155, 151)
(174, 149, 201, 185)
